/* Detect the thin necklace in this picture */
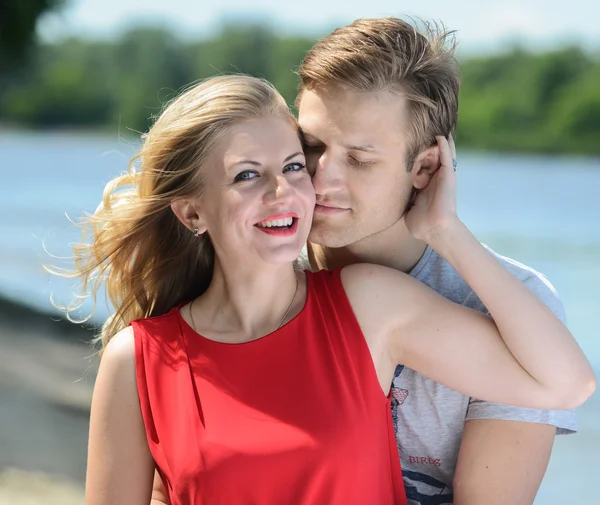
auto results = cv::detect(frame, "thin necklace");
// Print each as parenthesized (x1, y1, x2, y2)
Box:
(275, 275, 299, 330)
(188, 275, 299, 334)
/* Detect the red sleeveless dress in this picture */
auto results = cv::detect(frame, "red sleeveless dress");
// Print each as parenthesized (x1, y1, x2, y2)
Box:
(133, 268, 407, 505)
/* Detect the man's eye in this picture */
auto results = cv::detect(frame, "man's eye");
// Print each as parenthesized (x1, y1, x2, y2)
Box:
(348, 156, 372, 168)
(234, 170, 258, 182)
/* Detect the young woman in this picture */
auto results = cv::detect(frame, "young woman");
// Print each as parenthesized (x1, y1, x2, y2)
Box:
(66, 75, 595, 505)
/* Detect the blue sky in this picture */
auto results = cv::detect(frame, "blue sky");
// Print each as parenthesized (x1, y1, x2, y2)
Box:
(39, 0, 600, 54)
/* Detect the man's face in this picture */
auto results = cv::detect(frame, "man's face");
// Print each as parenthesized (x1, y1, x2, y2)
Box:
(297, 87, 416, 248)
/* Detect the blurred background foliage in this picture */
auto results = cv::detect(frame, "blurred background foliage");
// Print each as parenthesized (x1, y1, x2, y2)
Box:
(0, 0, 66, 60)
(1, 22, 598, 155)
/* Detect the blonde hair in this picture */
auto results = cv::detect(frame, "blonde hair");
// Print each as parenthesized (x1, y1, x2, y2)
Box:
(52, 75, 293, 350)
(297, 17, 460, 168)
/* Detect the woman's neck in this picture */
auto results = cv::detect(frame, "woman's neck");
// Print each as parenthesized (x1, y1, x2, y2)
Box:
(190, 260, 305, 343)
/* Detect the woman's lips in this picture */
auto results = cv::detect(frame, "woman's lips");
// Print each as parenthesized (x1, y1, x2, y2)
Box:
(254, 217, 299, 236)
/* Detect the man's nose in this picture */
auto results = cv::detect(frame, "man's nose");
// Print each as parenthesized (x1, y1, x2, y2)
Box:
(311, 152, 344, 196)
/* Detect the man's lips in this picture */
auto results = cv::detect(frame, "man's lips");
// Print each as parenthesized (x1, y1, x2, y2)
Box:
(314, 202, 349, 215)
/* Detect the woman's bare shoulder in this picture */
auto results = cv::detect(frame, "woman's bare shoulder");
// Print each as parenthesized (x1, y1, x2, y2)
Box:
(101, 326, 135, 368)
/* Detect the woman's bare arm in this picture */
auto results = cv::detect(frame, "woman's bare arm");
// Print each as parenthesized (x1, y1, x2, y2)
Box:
(86, 327, 155, 505)
(342, 237, 595, 411)
(410, 220, 595, 409)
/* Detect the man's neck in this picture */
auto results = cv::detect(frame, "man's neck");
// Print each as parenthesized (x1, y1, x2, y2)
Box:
(308, 219, 428, 274)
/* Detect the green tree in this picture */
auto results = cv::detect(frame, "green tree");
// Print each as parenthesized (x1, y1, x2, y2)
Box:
(0, 0, 65, 61)
(1, 38, 114, 126)
(110, 27, 193, 131)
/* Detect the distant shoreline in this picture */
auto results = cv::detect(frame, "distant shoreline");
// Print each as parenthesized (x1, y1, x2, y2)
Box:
(2, 128, 599, 160)
(0, 293, 98, 343)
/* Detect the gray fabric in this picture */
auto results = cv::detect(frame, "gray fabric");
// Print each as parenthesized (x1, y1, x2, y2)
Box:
(391, 245, 576, 505)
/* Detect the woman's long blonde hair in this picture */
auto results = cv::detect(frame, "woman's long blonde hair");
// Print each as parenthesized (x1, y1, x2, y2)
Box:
(52, 75, 293, 350)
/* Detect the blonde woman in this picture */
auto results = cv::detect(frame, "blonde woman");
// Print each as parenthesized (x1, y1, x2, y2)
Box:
(64, 75, 595, 505)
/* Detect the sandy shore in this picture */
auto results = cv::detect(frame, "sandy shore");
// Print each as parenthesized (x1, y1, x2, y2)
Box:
(0, 297, 97, 503)
(0, 468, 84, 505)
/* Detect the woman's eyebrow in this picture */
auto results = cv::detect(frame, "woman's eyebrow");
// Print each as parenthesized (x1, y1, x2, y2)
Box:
(284, 152, 304, 162)
(227, 152, 303, 171)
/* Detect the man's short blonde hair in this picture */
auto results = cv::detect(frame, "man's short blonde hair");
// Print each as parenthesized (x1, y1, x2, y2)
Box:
(297, 17, 460, 169)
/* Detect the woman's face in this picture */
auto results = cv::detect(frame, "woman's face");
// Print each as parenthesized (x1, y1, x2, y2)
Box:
(195, 116, 315, 266)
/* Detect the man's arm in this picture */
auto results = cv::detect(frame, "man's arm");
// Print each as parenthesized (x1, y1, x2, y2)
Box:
(453, 419, 555, 505)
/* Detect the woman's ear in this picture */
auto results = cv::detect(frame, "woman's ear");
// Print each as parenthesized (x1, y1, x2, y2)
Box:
(411, 145, 441, 190)
(170, 199, 207, 235)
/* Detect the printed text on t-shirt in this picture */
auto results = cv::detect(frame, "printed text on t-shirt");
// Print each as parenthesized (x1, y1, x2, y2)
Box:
(408, 456, 441, 467)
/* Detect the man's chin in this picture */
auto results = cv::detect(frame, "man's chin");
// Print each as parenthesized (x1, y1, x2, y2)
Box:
(308, 228, 352, 249)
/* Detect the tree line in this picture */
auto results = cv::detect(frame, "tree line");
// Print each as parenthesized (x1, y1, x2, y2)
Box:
(1, 25, 598, 154)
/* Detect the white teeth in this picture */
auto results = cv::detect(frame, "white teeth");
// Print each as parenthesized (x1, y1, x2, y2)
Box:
(257, 217, 294, 228)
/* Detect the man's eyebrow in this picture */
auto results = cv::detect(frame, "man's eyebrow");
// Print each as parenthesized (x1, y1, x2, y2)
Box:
(299, 127, 377, 153)
(344, 143, 376, 153)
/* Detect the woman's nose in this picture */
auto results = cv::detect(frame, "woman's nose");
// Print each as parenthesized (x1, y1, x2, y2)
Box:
(263, 175, 293, 205)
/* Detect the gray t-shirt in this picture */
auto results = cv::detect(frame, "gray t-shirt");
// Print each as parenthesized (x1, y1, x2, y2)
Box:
(393, 245, 577, 505)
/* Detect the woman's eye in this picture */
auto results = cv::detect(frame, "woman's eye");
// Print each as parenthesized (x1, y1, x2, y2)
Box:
(284, 162, 307, 173)
(234, 170, 258, 182)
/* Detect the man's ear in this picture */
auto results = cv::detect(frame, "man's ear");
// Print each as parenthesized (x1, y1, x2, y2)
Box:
(411, 145, 441, 190)
(170, 198, 207, 234)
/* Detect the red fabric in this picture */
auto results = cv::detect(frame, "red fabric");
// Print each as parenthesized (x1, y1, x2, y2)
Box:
(133, 268, 407, 505)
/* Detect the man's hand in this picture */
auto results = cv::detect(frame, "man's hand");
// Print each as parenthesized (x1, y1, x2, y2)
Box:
(453, 419, 556, 505)
(405, 135, 459, 243)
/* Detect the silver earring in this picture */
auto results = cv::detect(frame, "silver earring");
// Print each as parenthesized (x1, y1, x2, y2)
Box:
(193, 228, 200, 238)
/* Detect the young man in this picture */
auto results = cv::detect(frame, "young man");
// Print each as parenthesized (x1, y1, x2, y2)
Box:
(295, 17, 576, 505)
